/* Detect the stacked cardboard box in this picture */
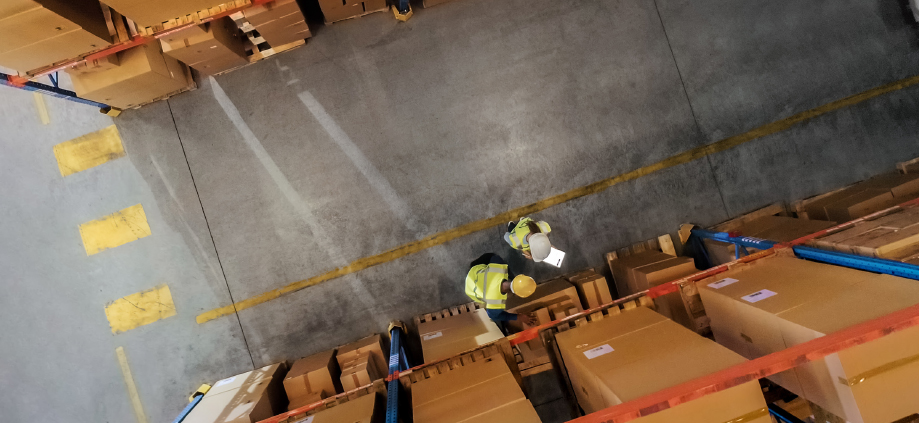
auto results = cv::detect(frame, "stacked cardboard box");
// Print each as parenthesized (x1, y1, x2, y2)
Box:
(66, 41, 191, 109)
(161, 18, 248, 75)
(608, 251, 698, 327)
(556, 307, 770, 422)
(809, 207, 919, 264)
(565, 269, 614, 309)
(0, 0, 112, 72)
(102, 0, 228, 27)
(705, 215, 838, 265)
(243, 0, 311, 47)
(412, 356, 541, 423)
(417, 309, 504, 363)
(184, 363, 288, 423)
(505, 278, 583, 363)
(307, 392, 382, 423)
(284, 348, 341, 411)
(317, 0, 386, 24)
(337, 335, 387, 391)
(699, 256, 919, 423)
(799, 173, 919, 221)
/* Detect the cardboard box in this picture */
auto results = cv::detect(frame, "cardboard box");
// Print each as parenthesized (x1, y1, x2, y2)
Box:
(824, 189, 895, 222)
(337, 334, 387, 377)
(67, 42, 190, 109)
(556, 307, 769, 422)
(0, 0, 112, 72)
(608, 250, 674, 296)
(507, 278, 582, 314)
(185, 376, 287, 423)
(454, 398, 541, 423)
(243, 0, 311, 46)
(699, 256, 919, 423)
(309, 392, 381, 423)
(318, 0, 386, 23)
(257, 20, 311, 47)
(65, 55, 120, 75)
(287, 391, 324, 411)
(567, 270, 614, 309)
(861, 172, 919, 200)
(243, 0, 302, 27)
(340, 352, 383, 391)
(161, 18, 247, 75)
(206, 362, 287, 398)
(412, 357, 536, 423)
(284, 348, 340, 403)
(417, 309, 504, 363)
(704, 216, 837, 265)
(102, 0, 228, 27)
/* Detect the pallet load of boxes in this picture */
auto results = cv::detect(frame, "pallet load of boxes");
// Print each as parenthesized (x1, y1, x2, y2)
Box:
(0, 0, 317, 110)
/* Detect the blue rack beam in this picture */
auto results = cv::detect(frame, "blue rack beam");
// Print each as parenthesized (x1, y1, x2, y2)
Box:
(1, 72, 111, 110)
(172, 393, 204, 423)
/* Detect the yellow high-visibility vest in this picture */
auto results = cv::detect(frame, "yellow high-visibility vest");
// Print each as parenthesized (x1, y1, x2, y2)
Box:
(507, 217, 551, 251)
(465, 263, 509, 310)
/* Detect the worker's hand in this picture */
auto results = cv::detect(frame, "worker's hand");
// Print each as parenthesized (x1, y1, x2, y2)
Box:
(522, 251, 533, 260)
(518, 313, 536, 327)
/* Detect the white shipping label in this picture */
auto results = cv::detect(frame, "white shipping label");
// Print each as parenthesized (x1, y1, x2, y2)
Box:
(214, 376, 236, 387)
(422, 331, 443, 341)
(291, 417, 314, 423)
(742, 289, 777, 303)
(583, 344, 615, 359)
(708, 278, 739, 289)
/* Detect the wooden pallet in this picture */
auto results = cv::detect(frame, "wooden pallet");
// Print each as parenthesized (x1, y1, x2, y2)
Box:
(899, 157, 919, 174)
(605, 233, 678, 263)
(790, 185, 855, 219)
(129, 65, 197, 109)
(262, 379, 386, 423)
(325, 6, 388, 24)
(135, 0, 253, 36)
(209, 13, 307, 76)
(413, 302, 482, 327)
(712, 202, 789, 233)
(398, 337, 523, 393)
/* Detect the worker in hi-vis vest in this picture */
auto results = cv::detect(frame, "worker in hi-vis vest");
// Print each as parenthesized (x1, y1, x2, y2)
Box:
(465, 253, 537, 330)
(504, 217, 552, 262)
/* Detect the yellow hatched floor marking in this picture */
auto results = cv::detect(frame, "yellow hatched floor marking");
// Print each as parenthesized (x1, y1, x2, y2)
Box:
(105, 284, 177, 334)
(53, 124, 125, 177)
(79, 204, 152, 256)
(196, 74, 919, 325)
(115, 347, 149, 423)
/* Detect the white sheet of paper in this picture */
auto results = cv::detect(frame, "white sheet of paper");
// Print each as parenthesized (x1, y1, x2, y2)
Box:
(544, 247, 565, 267)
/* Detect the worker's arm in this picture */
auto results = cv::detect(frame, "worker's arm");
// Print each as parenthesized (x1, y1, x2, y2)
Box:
(486, 309, 518, 321)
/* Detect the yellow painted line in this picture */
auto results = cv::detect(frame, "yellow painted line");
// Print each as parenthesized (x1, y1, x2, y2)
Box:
(33, 92, 50, 125)
(105, 284, 177, 334)
(196, 73, 919, 325)
(79, 204, 152, 256)
(52, 124, 125, 177)
(115, 347, 149, 423)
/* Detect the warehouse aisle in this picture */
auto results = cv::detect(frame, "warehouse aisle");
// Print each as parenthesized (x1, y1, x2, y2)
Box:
(1, 0, 918, 422)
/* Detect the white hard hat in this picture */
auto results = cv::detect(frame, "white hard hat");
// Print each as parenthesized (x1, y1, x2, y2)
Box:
(528, 233, 551, 262)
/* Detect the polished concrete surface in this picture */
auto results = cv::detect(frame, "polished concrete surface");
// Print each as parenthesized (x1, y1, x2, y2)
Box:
(1, 0, 918, 421)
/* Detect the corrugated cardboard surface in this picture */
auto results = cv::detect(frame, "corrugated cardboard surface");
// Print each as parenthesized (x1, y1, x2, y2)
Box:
(318, 0, 386, 23)
(454, 398, 542, 423)
(284, 348, 340, 402)
(340, 353, 380, 391)
(310, 393, 379, 423)
(161, 18, 247, 75)
(103, 0, 228, 27)
(700, 257, 919, 423)
(68, 42, 190, 109)
(507, 278, 581, 314)
(412, 358, 530, 423)
(608, 251, 673, 296)
(243, 0, 301, 26)
(337, 334, 387, 377)
(206, 363, 287, 398)
(418, 309, 504, 363)
(185, 377, 286, 423)
(824, 189, 895, 222)
(556, 307, 767, 421)
(0, 10, 111, 72)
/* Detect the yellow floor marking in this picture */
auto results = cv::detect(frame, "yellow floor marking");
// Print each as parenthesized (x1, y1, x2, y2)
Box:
(196, 73, 919, 325)
(80, 204, 152, 256)
(105, 284, 177, 334)
(33, 92, 50, 125)
(53, 125, 125, 177)
(115, 347, 149, 423)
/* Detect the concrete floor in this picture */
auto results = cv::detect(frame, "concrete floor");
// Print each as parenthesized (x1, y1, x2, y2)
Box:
(1, 0, 918, 421)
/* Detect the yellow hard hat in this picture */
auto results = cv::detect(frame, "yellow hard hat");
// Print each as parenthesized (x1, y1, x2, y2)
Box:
(511, 275, 536, 298)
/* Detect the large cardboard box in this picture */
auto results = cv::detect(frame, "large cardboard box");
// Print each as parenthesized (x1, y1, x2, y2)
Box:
(861, 172, 919, 200)
(161, 18, 248, 75)
(608, 250, 673, 296)
(412, 357, 539, 423)
(556, 307, 770, 422)
(507, 278, 582, 314)
(243, 0, 311, 46)
(0, 0, 112, 72)
(206, 363, 287, 398)
(631, 256, 697, 327)
(337, 334, 387, 378)
(699, 256, 919, 423)
(284, 348, 340, 403)
(340, 352, 383, 391)
(810, 207, 919, 260)
(67, 42, 191, 109)
(417, 309, 504, 363)
(317, 0, 386, 24)
(309, 392, 381, 423)
(566, 270, 614, 309)
(102, 0, 228, 27)
(186, 368, 288, 423)
(824, 189, 895, 222)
